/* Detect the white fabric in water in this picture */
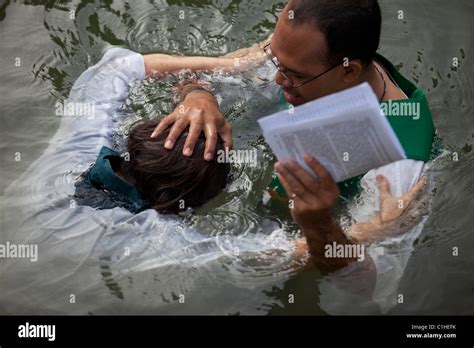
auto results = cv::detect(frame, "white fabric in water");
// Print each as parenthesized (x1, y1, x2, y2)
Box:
(0, 48, 292, 314)
(319, 159, 429, 314)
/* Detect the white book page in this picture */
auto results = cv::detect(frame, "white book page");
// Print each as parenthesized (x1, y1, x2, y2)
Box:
(258, 83, 406, 182)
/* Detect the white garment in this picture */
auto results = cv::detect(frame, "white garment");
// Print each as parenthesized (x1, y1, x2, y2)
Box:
(0, 48, 292, 314)
(318, 159, 429, 314)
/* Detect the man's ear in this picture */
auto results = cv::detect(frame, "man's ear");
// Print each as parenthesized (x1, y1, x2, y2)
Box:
(342, 60, 364, 83)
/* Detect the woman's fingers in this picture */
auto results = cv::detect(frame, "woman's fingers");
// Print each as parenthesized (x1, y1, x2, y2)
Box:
(402, 176, 426, 203)
(150, 112, 177, 139)
(376, 174, 391, 202)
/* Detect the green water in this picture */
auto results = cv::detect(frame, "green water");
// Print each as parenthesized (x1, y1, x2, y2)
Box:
(0, 0, 473, 314)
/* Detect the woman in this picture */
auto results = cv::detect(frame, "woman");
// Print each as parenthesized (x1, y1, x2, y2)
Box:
(77, 119, 230, 214)
(0, 47, 296, 314)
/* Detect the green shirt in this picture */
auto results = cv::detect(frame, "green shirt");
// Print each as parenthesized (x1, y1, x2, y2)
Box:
(270, 53, 436, 198)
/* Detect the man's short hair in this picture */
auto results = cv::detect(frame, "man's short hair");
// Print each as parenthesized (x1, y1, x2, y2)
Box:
(287, 0, 382, 66)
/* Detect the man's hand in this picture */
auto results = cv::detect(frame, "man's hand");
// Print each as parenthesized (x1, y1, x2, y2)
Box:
(274, 155, 340, 230)
(276, 155, 360, 273)
(151, 90, 232, 161)
(348, 174, 426, 243)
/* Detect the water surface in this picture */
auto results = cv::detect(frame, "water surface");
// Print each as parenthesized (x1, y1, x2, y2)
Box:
(0, 0, 473, 314)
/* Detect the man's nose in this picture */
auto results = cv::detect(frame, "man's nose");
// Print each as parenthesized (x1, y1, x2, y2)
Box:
(274, 71, 292, 89)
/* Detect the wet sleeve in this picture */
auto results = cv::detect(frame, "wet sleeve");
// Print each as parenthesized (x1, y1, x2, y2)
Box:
(68, 47, 145, 107)
(348, 159, 429, 313)
(317, 159, 430, 314)
(53, 47, 146, 160)
(0, 48, 147, 243)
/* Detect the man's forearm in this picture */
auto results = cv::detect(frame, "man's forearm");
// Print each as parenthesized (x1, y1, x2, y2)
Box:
(292, 214, 377, 299)
(174, 80, 215, 103)
(301, 213, 361, 273)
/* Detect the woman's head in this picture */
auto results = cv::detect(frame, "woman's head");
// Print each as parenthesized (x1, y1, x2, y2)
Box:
(124, 119, 230, 213)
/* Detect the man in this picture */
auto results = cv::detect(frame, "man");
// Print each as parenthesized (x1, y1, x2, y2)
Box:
(149, 0, 436, 282)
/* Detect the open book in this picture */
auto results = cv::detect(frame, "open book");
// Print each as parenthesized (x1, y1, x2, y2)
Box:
(258, 83, 406, 182)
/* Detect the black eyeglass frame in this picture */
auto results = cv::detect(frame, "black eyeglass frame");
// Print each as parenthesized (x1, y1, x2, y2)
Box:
(263, 43, 341, 89)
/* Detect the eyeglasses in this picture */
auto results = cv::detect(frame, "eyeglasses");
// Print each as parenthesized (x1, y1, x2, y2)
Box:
(263, 43, 340, 89)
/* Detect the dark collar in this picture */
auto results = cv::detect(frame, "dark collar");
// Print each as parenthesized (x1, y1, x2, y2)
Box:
(87, 146, 147, 212)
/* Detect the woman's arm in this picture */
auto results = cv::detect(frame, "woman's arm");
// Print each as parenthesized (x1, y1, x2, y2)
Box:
(144, 34, 271, 76)
(144, 54, 234, 76)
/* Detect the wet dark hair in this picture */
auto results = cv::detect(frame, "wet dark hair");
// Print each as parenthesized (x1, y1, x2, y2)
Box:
(287, 0, 381, 67)
(122, 119, 230, 214)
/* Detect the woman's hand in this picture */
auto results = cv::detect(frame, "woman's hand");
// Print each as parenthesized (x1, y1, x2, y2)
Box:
(376, 174, 426, 224)
(348, 175, 426, 243)
(151, 90, 232, 161)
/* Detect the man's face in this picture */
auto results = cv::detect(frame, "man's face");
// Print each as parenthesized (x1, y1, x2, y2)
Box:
(271, 6, 346, 106)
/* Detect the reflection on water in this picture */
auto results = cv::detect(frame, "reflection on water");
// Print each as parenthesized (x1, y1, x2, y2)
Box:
(0, 0, 473, 315)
